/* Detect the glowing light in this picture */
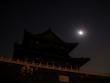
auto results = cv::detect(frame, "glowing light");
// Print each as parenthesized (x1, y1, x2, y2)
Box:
(77, 30, 84, 36)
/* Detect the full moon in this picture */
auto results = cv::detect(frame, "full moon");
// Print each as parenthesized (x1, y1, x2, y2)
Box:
(77, 30, 84, 36)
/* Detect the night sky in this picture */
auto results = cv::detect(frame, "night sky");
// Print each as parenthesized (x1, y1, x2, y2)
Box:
(0, 1, 110, 74)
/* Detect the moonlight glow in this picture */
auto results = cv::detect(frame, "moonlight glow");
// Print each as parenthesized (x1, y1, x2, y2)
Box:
(77, 30, 84, 36)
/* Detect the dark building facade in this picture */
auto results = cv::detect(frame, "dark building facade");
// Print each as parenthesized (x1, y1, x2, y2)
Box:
(0, 29, 110, 83)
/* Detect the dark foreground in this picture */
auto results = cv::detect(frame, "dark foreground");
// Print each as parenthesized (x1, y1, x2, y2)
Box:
(0, 62, 110, 83)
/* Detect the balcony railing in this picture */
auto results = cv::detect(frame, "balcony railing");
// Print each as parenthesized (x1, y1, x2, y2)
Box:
(0, 56, 110, 77)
